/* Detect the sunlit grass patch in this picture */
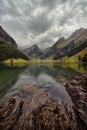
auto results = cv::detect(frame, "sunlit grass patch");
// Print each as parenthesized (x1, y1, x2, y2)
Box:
(4, 58, 29, 63)
(3, 58, 29, 67)
(56, 48, 87, 63)
(66, 48, 87, 63)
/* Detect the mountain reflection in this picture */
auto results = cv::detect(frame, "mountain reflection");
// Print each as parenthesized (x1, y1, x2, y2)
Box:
(0, 62, 86, 104)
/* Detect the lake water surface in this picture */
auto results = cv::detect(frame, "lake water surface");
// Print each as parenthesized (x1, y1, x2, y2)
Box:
(0, 62, 87, 105)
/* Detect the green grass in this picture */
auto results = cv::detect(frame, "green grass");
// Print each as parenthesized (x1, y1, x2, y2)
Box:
(0, 41, 28, 61)
(3, 58, 29, 67)
(56, 48, 87, 63)
(4, 58, 29, 63)
(66, 48, 87, 63)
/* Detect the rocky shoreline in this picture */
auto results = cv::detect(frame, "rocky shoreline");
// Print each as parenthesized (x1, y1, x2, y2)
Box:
(64, 75, 87, 129)
(0, 76, 87, 130)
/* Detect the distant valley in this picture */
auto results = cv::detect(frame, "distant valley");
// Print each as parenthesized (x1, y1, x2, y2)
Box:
(22, 28, 87, 62)
(0, 25, 87, 63)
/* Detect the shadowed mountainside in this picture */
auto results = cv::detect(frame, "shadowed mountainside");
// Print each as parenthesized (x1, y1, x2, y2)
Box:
(0, 26, 28, 61)
(0, 41, 28, 61)
(23, 44, 44, 59)
(0, 26, 17, 48)
(44, 28, 87, 61)
(22, 28, 87, 62)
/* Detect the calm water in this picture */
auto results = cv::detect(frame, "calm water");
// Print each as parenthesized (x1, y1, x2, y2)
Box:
(0, 62, 87, 104)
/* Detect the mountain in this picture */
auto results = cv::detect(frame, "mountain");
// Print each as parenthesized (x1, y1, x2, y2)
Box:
(44, 37, 65, 57)
(0, 41, 28, 61)
(0, 26, 17, 47)
(18, 27, 87, 62)
(70, 28, 85, 38)
(23, 44, 44, 59)
(0, 26, 28, 61)
(43, 28, 87, 62)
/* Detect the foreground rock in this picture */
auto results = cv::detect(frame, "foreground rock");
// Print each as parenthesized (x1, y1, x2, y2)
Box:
(0, 96, 78, 130)
(0, 96, 24, 130)
(0, 76, 87, 130)
(0, 25, 17, 47)
(65, 75, 87, 129)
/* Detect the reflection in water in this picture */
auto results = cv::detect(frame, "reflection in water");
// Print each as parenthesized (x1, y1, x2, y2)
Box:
(81, 63, 87, 71)
(10, 59, 13, 67)
(0, 62, 87, 104)
(0, 63, 27, 98)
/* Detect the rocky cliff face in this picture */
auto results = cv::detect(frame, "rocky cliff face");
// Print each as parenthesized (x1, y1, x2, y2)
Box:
(0, 26, 17, 47)
(23, 44, 44, 59)
(21, 28, 87, 60)
(53, 39, 87, 60)
(45, 28, 87, 60)
(45, 37, 65, 57)
(70, 28, 85, 38)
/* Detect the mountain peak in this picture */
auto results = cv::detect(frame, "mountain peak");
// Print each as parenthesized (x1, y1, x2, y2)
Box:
(70, 28, 85, 38)
(56, 37, 65, 43)
(23, 44, 44, 59)
(32, 44, 38, 48)
(53, 37, 65, 48)
(0, 25, 3, 30)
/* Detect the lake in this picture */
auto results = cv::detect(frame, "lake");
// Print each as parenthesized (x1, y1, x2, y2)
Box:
(0, 62, 87, 105)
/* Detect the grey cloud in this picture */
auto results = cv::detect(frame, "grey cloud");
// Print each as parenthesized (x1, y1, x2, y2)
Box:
(38, 38, 54, 49)
(41, 0, 58, 9)
(0, 0, 87, 49)
(55, 0, 87, 27)
(0, 0, 21, 17)
(41, 0, 67, 8)
(28, 14, 52, 35)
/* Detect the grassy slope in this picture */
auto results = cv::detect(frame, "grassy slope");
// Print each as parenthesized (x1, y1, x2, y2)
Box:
(0, 41, 28, 61)
(67, 47, 87, 63)
(3, 58, 29, 67)
(4, 58, 29, 63)
(57, 48, 87, 63)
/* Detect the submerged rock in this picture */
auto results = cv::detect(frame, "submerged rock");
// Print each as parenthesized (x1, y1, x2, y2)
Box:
(0, 76, 87, 130)
(0, 96, 24, 130)
(26, 100, 78, 130)
(0, 96, 78, 130)
(65, 75, 87, 129)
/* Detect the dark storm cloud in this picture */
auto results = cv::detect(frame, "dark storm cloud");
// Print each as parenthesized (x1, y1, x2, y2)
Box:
(0, 0, 87, 49)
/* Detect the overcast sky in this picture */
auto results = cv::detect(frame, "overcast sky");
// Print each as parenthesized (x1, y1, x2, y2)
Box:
(0, 0, 87, 49)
